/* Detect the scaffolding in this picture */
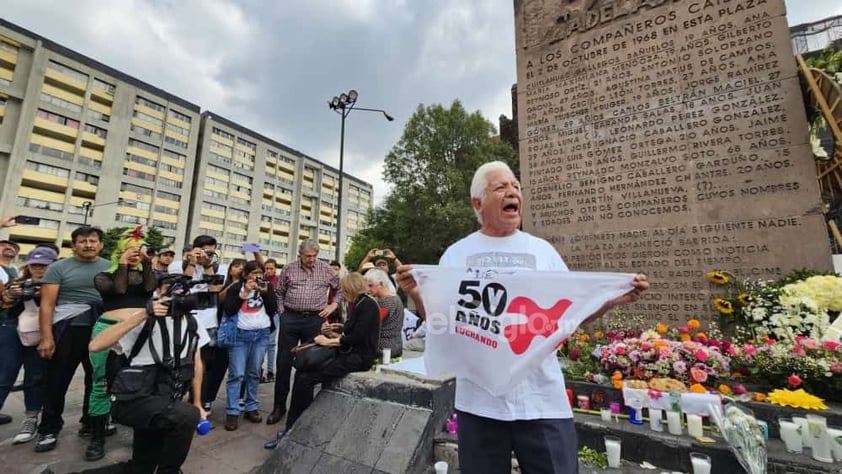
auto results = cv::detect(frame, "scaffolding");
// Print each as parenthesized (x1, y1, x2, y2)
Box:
(791, 15, 842, 55)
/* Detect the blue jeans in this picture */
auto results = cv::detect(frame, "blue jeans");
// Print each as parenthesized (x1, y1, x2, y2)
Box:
(263, 314, 280, 374)
(225, 327, 269, 415)
(0, 319, 46, 413)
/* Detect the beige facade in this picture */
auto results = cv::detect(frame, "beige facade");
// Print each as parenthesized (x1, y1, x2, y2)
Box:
(0, 20, 372, 263)
(191, 113, 372, 263)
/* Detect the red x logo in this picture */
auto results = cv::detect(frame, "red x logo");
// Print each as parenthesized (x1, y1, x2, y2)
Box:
(504, 297, 572, 355)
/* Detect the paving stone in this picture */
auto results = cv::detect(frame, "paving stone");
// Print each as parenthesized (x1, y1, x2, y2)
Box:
(374, 407, 432, 473)
(257, 440, 322, 474)
(325, 398, 404, 466)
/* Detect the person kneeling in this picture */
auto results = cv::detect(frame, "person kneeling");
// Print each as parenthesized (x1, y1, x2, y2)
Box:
(89, 275, 209, 474)
(264, 272, 379, 449)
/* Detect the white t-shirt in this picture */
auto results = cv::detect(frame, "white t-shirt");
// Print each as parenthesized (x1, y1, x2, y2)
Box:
(236, 290, 271, 330)
(438, 230, 572, 421)
(119, 315, 210, 367)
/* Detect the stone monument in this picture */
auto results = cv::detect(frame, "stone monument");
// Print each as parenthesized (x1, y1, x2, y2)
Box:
(514, 0, 833, 326)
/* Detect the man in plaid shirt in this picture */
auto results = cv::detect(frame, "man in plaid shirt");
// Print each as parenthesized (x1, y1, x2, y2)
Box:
(266, 239, 341, 425)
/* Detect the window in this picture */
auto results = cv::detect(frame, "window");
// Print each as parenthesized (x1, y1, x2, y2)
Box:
(162, 149, 186, 163)
(160, 163, 182, 174)
(48, 60, 88, 83)
(229, 208, 249, 219)
(77, 156, 102, 169)
(280, 155, 295, 165)
(202, 201, 226, 212)
(86, 109, 110, 123)
(164, 135, 188, 149)
(126, 153, 157, 168)
(39, 92, 82, 113)
(208, 151, 232, 165)
(229, 195, 249, 205)
(93, 78, 115, 95)
(205, 176, 228, 188)
(135, 96, 165, 112)
(84, 124, 107, 138)
(203, 215, 224, 225)
(169, 109, 192, 123)
(116, 213, 144, 225)
(157, 177, 182, 189)
(36, 109, 80, 128)
(232, 172, 253, 185)
(131, 124, 161, 141)
(165, 122, 190, 136)
(16, 196, 64, 212)
(128, 138, 160, 154)
(25, 160, 70, 177)
(237, 137, 256, 151)
(210, 141, 232, 153)
(29, 142, 74, 162)
(202, 188, 226, 200)
(156, 190, 180, 202)
(122, 200, 150, 211)
(198, 227, 223, 238)
(123, 168, 155, 182)
(75, 171, 99, 185)
(266, 149, 278, 159)
(121, 183, 153, 197)
(212, 127, 234, 141)
(132, 110, 163, 127)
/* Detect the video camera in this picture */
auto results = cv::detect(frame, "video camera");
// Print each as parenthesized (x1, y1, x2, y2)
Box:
(156, 274, 224, 316)
(5, 279, 42, 299)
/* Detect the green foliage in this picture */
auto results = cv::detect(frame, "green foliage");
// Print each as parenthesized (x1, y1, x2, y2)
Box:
(101, 226, 164, 261)
(346, 100, 516, 267)
(578, 446, 609, 469)
(806, 47, 842, 74)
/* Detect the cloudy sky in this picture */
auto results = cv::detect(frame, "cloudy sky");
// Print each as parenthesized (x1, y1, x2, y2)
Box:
(3, 1, 840, 204)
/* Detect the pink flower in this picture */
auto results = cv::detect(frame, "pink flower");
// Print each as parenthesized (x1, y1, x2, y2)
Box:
(742, 344, 757, 356)
(678, 326, 690, 334)
(648, 389, 663, 400)
(732, 384, 748, 395)
(725, 346, 738, 357)
(800, 338, 820, 350)
(694, 349, 708, 362)
(792, 346, 806, 356)
(788, 374, 802, 387)
(641, 342, 652, 351)
(658, 346, 672, 358)
(615, 346, 626, 356)
(683, 341, 697, 351)
(823, 341, 840, 352)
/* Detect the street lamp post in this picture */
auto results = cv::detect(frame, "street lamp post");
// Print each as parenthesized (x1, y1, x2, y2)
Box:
(82, 199, 123, 226)
(328, 90, 393, 263)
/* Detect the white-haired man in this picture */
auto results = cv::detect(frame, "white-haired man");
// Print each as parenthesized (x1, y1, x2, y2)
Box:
(397, 161, 649, 474)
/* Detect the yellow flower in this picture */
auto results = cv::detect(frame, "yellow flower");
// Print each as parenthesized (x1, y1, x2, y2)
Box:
(718, 384, 732, 395)
(737, 293, 754, 306)
(656, 323, 668, 334)
(680, 334, 691, 342)
(594, 331, 604, 339)
(707, 271, 729, 285)
(767, 388, 828, 410)
(688, 319, 701, 329)
(690, 384, 707, 393)
(695, 332, 707, 341)
(713, 298, 734, 314)
(752, 393, 766, 402)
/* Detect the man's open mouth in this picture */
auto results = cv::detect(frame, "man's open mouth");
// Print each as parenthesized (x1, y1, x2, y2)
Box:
(504, 203, 519, 213)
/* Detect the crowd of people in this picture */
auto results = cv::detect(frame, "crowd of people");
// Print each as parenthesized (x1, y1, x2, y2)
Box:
(0, 160, 648, 474)
(0, 213, 409, 473)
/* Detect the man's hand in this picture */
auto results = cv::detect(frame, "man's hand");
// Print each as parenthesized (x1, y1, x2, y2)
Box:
(0, 215, 18, 228)
(367, 248, 380, 258)
(384, 249, 396, 259)
(38, 336, 56, 359)
(120, 246, 140, 265)
(319, 302, 337, 319)
(607, 273, 649, 307)
(314, 334, 337, 346)
(152, 297, 171, 318)
(396, 264, 417, 292)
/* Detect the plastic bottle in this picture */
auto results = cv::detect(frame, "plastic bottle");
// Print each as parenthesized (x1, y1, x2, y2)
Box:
(446, 414, 458, 435)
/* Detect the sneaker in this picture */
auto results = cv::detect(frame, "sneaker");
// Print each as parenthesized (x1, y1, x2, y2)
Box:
(13, 416, 38, 444)
(264, 431, 285, 449)
(34, 433, 58, 452)
(202, 402, 212, 417)
(265, 372, 275, 383)
(0, 413, 11, 425)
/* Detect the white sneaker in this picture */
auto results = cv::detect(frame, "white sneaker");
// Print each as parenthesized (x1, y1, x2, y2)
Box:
(13, 416, 38, 444)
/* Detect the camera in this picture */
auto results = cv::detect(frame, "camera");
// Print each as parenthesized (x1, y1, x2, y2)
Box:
(204, 249, 216, 258)
(256, 278, 268, 288)
(201, 274, 224, 286)
(141, 244, 156, 256)
(21, 279, 42, 297)
(156, 274, 221, 316)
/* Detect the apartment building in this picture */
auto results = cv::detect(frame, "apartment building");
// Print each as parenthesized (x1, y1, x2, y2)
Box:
(0, 19, 373, 263)
(0, 20, 200, 256)
(191, 113, 372, 263)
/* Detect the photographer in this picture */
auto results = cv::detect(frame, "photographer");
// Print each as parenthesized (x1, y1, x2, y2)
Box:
(175, 236, 226, 412)
(0, 247, 56, 444)
(87, 227, 156, 461)
(89, 275, 209, 474)
(222, 261, 277, 431)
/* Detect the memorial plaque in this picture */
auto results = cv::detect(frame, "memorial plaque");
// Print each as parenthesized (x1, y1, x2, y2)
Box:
(514, 0, 833, 327)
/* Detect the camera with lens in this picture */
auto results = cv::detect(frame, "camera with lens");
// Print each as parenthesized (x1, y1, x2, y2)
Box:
(156, 274, 220, 316)
(256, 278, 268, 288)
(141, 244, 156, 256)
(203, 249, 216, 258)
(19, 279, 42, 299)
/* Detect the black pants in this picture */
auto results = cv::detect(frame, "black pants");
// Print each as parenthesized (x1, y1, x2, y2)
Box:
(285, 352, 368, 431)
(200, 344, 228, 405)
(272, 311, 323, 409)
(113, 395, 200, 474)
(39, 324, 94, 435)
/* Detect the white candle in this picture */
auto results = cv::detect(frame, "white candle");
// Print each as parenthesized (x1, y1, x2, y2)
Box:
(793, 416, 812, 448)
(687, 414, 704, 438)
(648, 408, 663, 432)
(600, 408, 612, 422)
(690, 453, 711, 474)
(778, 420, 803, 454)
(666, 411, 682, 435)
(604, 436, 621, 468)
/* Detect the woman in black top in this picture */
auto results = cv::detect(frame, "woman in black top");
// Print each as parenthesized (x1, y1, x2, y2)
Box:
(266, 272, 380, 445)
(89, 228, 155, 460)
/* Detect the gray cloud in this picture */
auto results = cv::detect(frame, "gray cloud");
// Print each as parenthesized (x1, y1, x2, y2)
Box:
(1, 0, 833, 203)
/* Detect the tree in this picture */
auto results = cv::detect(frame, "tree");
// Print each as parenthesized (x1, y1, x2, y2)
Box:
(101, 226, 165, 261)
(345, 100, 516, 268)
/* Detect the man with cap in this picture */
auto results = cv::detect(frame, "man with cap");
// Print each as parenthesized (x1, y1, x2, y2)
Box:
(168, 245, 193, 275)
(0, 239, 20, 286)
(155, 248, 175, 278)
(0, 246, 57, 439)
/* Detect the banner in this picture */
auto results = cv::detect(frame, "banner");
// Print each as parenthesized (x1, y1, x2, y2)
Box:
(412, 265, 634, 395)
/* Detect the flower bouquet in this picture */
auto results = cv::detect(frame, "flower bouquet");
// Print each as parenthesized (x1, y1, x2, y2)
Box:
(708, 402, 766, 474)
